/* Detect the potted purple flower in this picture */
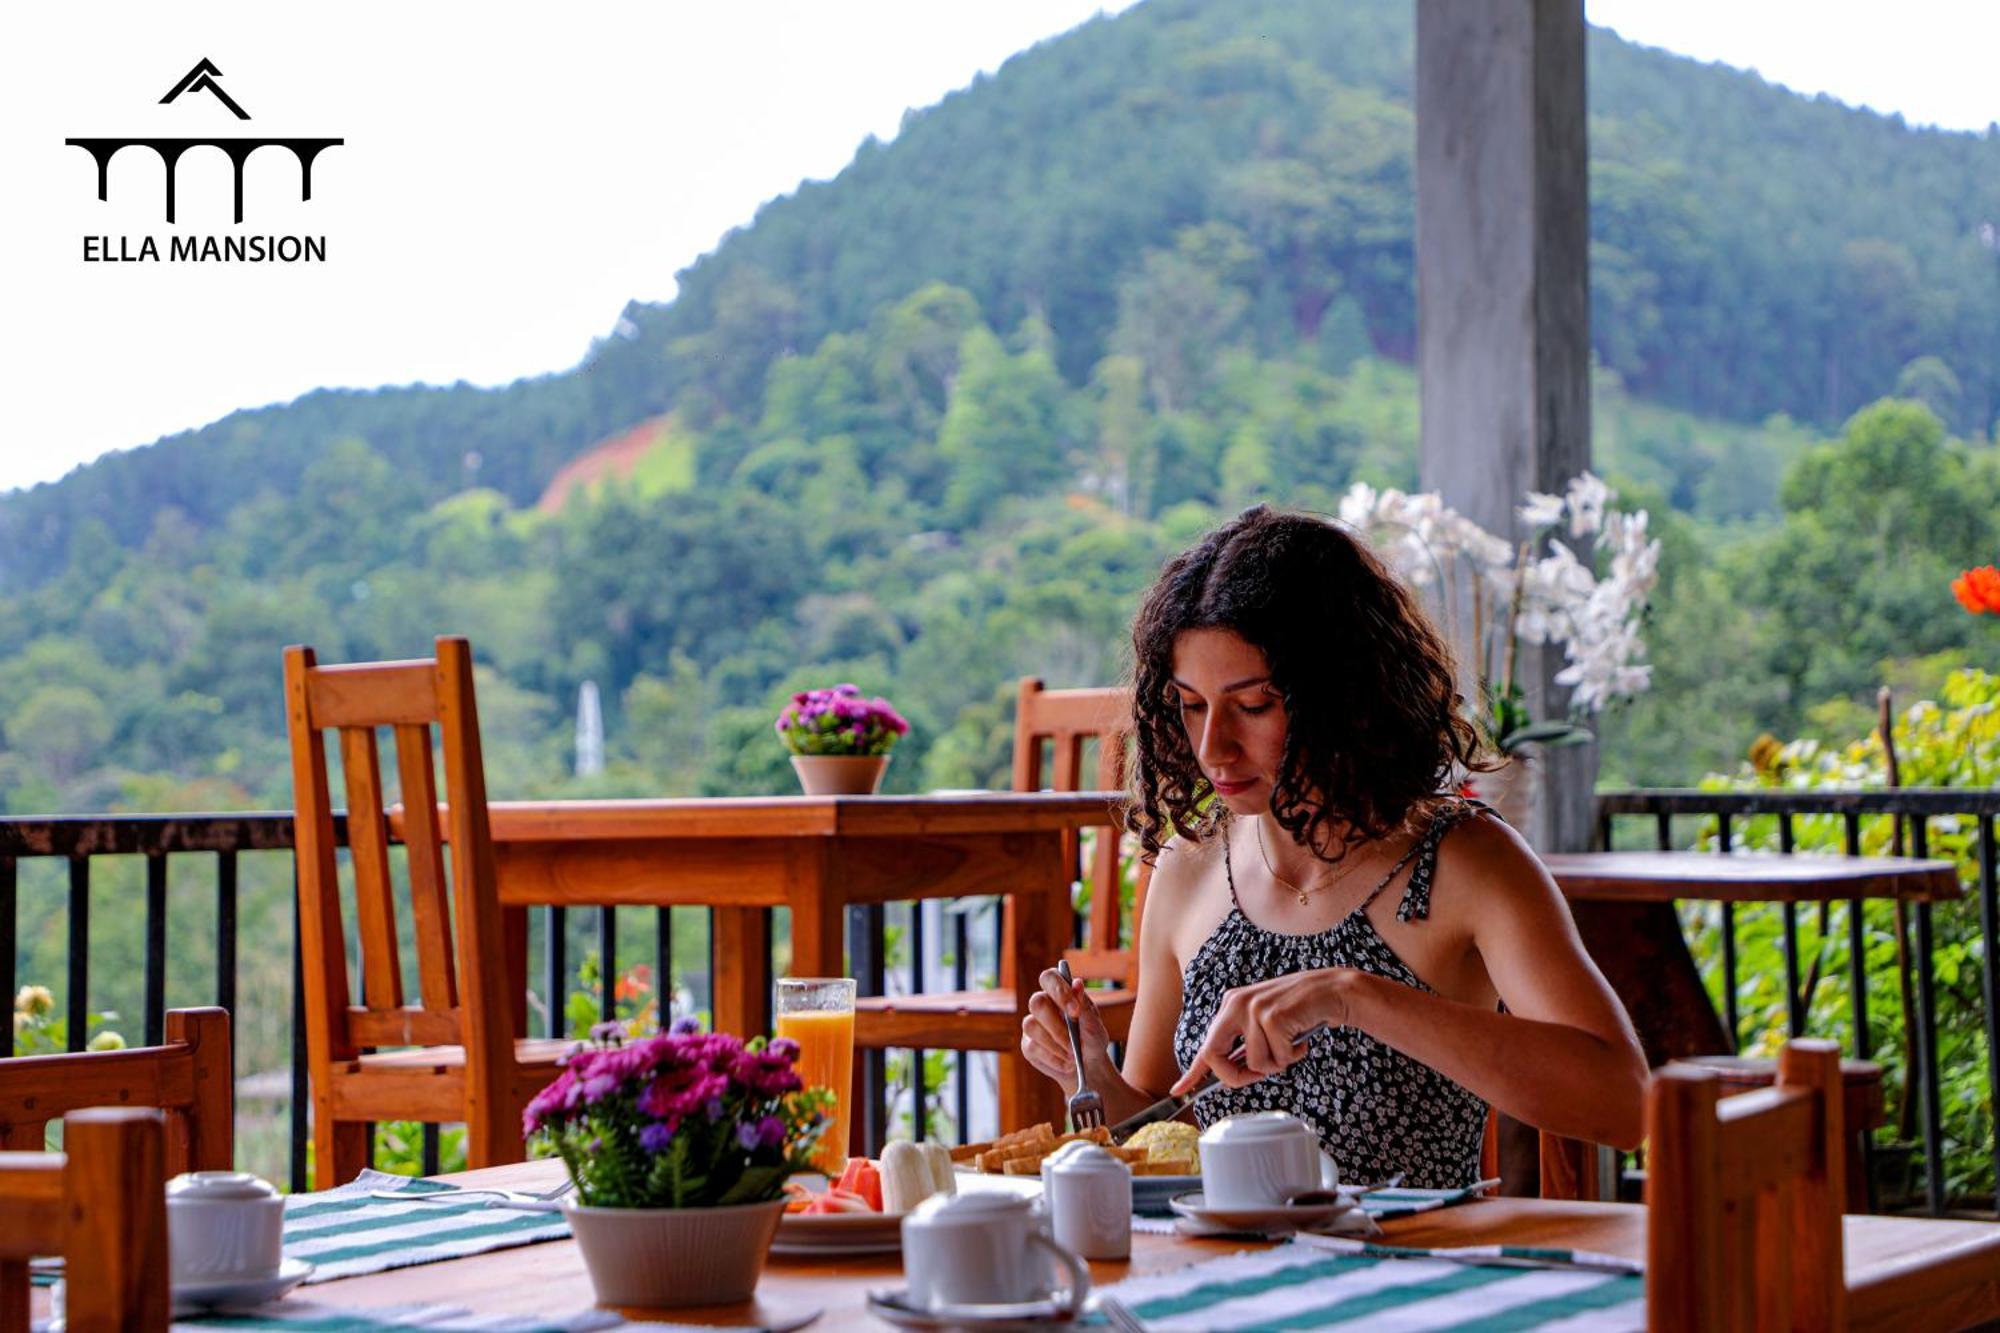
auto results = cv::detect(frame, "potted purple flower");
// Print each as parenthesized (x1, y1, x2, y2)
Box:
(524, 1021, 832, 1308)
(775, 683, 909, 795)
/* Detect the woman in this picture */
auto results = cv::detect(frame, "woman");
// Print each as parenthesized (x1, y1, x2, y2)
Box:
(1019, 506, 1646, 1188)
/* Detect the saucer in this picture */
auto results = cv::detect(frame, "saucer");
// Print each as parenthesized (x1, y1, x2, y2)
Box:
(1168, 1190, 1359, 1233)
(866, 1287, 1082, 1330)
(172, 1256, 314, 1312)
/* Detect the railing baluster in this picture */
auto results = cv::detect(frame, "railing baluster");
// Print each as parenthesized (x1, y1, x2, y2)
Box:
(422, 1125, 440, 1177)
(216, 850, 238, 1028)
(1779, 816, 1803, 1037)
(656, 907, 672, 1031)
(545, 906, 566, 1039)
(846, 904, 888, 1155)
(911, 901, 927, 1140)
(954, 906, 970, 1142)
(1715, 813, 1738, 1052)
(1978, 815, 2000, 1217)
(1911, 818, 1945, 1215)
(1655, 811, 1671, 851)
(599, 905, 616, 1025)
(144, 852, 169, 1048)
(67, 856, 90, 1053)
(1844, 813, 1869, 1061)
(0, 856, 15, 1059)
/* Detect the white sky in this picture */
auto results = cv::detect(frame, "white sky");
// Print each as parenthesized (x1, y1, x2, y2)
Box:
(0, 1, 1992, 498)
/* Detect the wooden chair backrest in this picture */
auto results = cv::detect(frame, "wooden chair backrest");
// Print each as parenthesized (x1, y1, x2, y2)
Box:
(284, 637, 515, 1069)
(0, 1007, 230, 1174)
(1012, 678, 1149, 986)
(0, 1107, 170, 1332)
(1646, 1039, 1846, 1332)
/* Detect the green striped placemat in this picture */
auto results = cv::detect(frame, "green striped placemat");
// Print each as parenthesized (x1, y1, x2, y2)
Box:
(1098, 1240, 1645, 1331)
(283, 1170, 571, 1283)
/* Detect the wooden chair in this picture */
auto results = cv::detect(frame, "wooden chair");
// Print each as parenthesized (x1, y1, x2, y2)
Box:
(852, 680, 1145, 1123)
(1646, 1038, 1846, 1332)
(0, 1006, 230, 1174)
(285, 637, 570, 1189)
(0, 1107, 171, 1332)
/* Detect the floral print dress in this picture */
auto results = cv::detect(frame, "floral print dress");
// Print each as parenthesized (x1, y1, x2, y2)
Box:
(1172, 799, 1490, 1189)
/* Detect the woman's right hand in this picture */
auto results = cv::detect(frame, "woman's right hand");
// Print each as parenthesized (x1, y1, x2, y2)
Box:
(1020, 967, 1114, 1086)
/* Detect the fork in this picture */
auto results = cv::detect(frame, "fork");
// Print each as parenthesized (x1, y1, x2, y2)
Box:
(1055, 959, 1104, 1131)
(1099, 1295, 1151, 1333)
(368, 1177, 575, 1210)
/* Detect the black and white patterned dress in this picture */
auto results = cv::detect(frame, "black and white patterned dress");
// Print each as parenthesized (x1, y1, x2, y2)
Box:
(1172, 799, 1490, 1189)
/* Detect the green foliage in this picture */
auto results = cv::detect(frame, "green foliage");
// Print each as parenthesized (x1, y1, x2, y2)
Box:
(11, 984, 124, 1056)
(3, 0, 1999, 1128)
(1689, 668, 2000, 1205)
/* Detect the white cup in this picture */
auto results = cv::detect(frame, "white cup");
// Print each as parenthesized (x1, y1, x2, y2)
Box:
(900, 1191, 1090, 1314)
(1045, 1143, 1132, 1260)
(166, 1171, 284, 1284)
(1197, 1112, 1340, 1209)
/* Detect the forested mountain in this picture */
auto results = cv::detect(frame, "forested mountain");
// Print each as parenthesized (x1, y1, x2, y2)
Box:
(0, 0, 1992, 816)
(2, 0, 1999, 1096)
(7, 0, 1997, 589)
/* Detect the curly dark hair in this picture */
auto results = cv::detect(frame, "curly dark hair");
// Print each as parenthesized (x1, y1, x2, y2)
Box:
(1126, 504, 1489, 863)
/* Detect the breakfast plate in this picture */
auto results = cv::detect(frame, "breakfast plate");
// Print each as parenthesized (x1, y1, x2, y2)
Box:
(771, 1208, 906, 1256)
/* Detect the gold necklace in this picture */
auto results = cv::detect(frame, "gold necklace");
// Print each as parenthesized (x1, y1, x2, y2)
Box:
(1254, 820, 1368, 907)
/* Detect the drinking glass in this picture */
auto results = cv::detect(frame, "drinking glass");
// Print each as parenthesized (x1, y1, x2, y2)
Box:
(775, 977, 857, 1175)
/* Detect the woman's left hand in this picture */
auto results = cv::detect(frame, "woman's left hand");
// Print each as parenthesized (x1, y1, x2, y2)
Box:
(1170, 968, 1357, 1095)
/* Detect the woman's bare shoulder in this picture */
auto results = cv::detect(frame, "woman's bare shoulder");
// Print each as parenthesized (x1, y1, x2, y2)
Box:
(1146, 830, 1224, 897)
(1430, 805, 1564, 914)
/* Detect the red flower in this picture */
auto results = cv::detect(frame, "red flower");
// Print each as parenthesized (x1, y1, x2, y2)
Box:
(1953, 566, 2000, 616)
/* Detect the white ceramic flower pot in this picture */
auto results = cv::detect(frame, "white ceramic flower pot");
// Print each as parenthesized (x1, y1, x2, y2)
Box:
(563, 1196, 785, 1309)
(790, 754, 889, 795)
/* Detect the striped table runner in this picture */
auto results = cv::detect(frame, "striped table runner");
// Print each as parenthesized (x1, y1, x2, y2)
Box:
(284, 1171, 571, 1283)
(1098, 1241, 1645, 1331)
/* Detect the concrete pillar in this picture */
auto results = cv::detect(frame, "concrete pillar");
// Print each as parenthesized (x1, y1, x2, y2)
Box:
(1416, 0, 1595, 852)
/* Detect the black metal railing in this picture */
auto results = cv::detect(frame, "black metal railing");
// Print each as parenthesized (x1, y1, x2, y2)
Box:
(1597, 788, 2000, 1217)
(14, 790, 1992, 1212)
(0, 812, 997, 1188)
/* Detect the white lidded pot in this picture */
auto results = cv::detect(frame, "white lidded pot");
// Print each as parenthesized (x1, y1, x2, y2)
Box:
(1197, 1111, 1340, 1209)
(166, 1171, 285, 1284)
(900, 1189, 1090, 1314)
(1045, 1142, 1132, 1260)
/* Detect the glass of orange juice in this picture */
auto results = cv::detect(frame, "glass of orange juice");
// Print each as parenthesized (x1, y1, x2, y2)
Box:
(775, 977, 857, 1175)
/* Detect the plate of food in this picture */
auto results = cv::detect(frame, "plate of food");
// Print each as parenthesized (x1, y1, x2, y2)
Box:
(774, 1141, 955, 1255)
(951, 1120, 1201, 1213)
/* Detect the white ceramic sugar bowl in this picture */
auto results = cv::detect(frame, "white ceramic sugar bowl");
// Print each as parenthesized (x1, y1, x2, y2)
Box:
(166, 1170, 285, 1283)
(1045, 1142, 1132, 1259)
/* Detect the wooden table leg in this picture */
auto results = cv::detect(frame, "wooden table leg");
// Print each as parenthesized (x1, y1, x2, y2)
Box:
(1570, 900, 1732, 1065)
(1000, 834, 1071, 1133)
(711, 908, 771, 1039)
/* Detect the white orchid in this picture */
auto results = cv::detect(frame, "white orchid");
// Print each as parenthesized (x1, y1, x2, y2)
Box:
(1565, 471, 1610, 538)
(1518, 491, 1566, 530)
(1342, 470, 1661, 753)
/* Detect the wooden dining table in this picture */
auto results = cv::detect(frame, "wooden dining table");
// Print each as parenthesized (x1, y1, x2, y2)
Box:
(472, 792, 1123, 1134)
(299, 1159, 2000, 1331)
(1542, 851, 1962, 1064)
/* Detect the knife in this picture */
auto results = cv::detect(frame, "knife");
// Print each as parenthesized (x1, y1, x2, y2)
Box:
(1108, 1023, 1330, 1141)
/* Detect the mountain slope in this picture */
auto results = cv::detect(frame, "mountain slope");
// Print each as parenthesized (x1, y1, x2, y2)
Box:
(4, 0, 1995, 592)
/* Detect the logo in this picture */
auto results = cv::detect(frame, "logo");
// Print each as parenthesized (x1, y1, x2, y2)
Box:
(65, 59, 343, 263)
